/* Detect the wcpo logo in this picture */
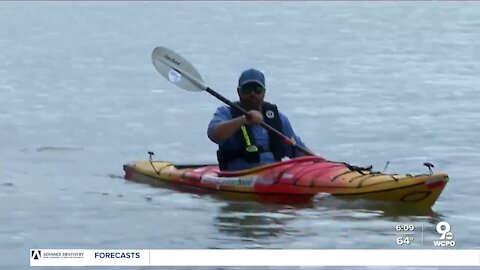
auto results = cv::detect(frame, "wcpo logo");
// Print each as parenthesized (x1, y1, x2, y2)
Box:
(31, 250, 41, 260)
(433, 221, 455, 247)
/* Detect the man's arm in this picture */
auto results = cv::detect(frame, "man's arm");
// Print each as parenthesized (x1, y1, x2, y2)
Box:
(207, 108, 263, 144)
(209, 115, 247, 143)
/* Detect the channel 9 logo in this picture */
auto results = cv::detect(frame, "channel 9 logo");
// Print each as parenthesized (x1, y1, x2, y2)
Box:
(433, 221, 455, 247)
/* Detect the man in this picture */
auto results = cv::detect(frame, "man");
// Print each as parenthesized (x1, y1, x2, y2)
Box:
(207, 68, 309, 171)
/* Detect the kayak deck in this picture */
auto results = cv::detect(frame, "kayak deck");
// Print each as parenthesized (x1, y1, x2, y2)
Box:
(123, 156, 448, 208)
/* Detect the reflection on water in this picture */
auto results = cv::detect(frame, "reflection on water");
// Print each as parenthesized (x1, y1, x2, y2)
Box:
(208, 193, 444, 248)
(214, 201, 298, 241)
(312, 194, 444, 225)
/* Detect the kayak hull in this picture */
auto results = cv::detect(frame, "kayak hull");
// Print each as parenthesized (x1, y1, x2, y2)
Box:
(123, 156, 448, 208)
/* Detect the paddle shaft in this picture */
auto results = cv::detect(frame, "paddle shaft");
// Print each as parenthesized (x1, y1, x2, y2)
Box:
(205, 87, 315, 156)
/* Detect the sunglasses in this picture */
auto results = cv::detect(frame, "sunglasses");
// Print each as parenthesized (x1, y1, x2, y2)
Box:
(240, 84, 265, 95)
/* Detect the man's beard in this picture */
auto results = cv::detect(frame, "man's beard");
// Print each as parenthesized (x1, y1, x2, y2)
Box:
(240, 96, 262, 111)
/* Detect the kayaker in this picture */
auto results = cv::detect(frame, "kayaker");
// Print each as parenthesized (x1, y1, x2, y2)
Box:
(208, 68, 309, 171)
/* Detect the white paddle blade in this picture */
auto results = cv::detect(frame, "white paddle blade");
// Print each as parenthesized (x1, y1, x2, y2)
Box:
(151, 46, 206, 92)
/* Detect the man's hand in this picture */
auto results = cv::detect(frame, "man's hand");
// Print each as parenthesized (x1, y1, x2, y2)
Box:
(244, 110, 263, 125)
(209, 110, 264, 143)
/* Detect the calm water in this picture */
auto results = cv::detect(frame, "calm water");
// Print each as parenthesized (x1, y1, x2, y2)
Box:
(1, 2, 479, 269)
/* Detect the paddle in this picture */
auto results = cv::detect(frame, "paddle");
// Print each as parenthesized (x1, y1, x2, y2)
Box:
(151, 46, 315, 156)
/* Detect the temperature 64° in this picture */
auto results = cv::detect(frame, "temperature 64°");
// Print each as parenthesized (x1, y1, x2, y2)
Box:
(397, 236, 414, 245)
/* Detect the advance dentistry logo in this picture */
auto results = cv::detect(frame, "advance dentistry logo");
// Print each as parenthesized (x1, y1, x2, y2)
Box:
(31, 250, 41, 260)
(30, 249, 84, 260)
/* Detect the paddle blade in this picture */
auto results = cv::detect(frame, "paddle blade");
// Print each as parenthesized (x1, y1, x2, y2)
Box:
(151, 46, 206, 92)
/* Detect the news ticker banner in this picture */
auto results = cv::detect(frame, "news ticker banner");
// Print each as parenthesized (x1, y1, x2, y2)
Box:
(30, 249, 480, 266)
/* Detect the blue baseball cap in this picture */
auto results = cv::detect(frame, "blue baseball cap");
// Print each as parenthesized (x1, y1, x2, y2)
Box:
(238, 68, 265, 88)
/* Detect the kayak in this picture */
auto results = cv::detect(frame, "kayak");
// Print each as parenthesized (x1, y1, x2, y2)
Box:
(123, 156, 448, 208)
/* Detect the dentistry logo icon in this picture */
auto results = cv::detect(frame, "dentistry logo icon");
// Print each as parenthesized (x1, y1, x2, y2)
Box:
(31, 250, 41, 260)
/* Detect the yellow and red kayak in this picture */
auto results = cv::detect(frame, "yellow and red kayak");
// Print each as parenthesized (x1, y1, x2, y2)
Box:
(123, 156, 448, 208)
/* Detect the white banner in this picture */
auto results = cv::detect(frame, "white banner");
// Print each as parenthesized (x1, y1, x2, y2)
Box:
(30, 249, 149, 266)
(30, 249, 480, 266)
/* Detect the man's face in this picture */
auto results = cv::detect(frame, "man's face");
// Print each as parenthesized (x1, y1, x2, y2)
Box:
(237, 82, 265, 110)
